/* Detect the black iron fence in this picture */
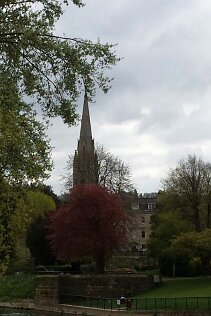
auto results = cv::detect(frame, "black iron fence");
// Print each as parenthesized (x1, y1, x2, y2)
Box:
(60, 295, 211, 311)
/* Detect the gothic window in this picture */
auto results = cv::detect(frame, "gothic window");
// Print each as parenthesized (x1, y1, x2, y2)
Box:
(141, 231, 146, 238)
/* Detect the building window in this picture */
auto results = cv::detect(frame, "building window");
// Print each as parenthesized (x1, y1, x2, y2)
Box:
(141, 231, 146, 238)
(148, 203, 156, 210)
(131, 203, 139, 211)
(149, 215, 154, 224)
(141, 216, 145, 224)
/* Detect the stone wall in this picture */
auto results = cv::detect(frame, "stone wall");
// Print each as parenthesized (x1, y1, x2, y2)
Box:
(35, 273, 154, 307)
(60, 273, 153, 298)
(35, 275, 59, 307)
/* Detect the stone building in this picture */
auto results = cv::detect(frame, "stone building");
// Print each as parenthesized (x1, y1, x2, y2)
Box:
(73, 96, 158, 251)
(127, 192, 157, 252)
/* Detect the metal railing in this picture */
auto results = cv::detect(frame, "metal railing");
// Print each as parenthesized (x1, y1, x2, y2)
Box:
(60, 295, 211, 311)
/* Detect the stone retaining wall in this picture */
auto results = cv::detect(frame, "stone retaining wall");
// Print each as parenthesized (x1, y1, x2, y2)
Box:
(60, 273, 153, 298)
(35, 274, 153, 307)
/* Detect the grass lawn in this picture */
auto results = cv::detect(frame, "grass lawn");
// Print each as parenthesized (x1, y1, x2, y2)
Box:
(136, 277, 211, 298)
(0, 273, 35, 302)
(62, 278, 211, 311)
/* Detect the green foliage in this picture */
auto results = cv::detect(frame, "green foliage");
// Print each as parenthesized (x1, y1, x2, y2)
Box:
(0, 0, 120, 275)
(0, 98, 52, 185)
(26, 214, 56, 266)
(0, 186, 56, 273)
(150, 158, 211, 275)
(9, 190, 56, 270)
(0, 273, 35, 301)
(0, 181, 21, 273)
(0, 0, 120, 125)
(157, 191, 186, 214)
(147, 210, 189, 258)
(147, 195, 191, 276)
(169, 229, 211, 275)
(30, 184, 61, 207)
(10, 190, 56, 238)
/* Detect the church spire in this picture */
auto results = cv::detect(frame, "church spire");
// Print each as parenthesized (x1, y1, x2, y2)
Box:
(73, 94, 98, 186)
(79, 93, 92, 140)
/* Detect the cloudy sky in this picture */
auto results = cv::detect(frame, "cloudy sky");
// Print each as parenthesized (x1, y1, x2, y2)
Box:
(46, 0, 211, 195)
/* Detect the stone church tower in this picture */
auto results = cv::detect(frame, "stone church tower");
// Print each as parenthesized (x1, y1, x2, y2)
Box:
(73, 94, 98, 185)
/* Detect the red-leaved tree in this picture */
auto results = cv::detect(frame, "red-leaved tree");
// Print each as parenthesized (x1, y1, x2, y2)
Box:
(48, 184, 129, 273)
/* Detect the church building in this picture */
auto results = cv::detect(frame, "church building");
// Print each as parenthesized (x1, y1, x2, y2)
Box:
(73, 95, 157, 253)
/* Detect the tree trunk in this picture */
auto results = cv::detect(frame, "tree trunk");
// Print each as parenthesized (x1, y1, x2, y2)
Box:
(193, 206, 201, 231)
(206, 200, 211, 228)
(200, 256, 210, 275)
(96, 254, 105, 273)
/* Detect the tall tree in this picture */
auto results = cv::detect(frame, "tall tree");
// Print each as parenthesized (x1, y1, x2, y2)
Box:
(168, 229, 211, 275)
(26, 214, 56, 266)
(0, 179, 19, 273)
(147, 210, 189, 261)
(48, 184, 129, 273)
(10, 191, 56, 239)
(1, 0, 120, 125)
(202, 165, 211, 228)
(163, 155, 211, 231)
(0, 98, 52, 272)
(0, 99, 52, 185)
(4, 189, 56, 271)
(65, 144, 134, 193)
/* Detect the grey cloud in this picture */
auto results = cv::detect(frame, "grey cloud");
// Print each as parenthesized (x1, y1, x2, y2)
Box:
(45, 0, 211, 194)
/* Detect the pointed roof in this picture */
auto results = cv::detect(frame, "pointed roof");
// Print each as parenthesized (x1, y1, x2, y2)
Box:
(79, 93, 92, 140)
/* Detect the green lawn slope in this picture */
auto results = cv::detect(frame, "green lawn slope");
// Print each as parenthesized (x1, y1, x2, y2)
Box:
(137, 277, 211, 298)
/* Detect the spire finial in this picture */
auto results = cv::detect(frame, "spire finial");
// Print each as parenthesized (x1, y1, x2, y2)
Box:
(79, 93, 92, 140)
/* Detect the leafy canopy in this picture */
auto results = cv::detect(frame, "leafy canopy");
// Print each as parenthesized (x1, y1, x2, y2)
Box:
(10, 190, 56, 239)
(167, 229, 211, 274)
(0, 85, 52, 185)
(49, 184, 129, 272)
(1, 0, 120, 124)
(162, 154, 211, 230)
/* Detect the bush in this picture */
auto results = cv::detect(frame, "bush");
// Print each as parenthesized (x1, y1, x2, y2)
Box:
(0, 273, 35, 301)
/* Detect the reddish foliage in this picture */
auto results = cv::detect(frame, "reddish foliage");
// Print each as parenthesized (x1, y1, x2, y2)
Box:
(48, 185, 129, 264)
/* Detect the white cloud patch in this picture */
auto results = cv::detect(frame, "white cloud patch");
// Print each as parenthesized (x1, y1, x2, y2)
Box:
(45, 0, 211, 195)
